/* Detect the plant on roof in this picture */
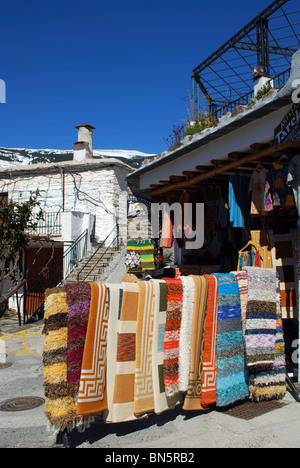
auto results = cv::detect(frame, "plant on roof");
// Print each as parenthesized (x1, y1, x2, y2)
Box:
(255, 82, 273, 101)
(184, 109, 215, 136)
(163, 123, 186, 150)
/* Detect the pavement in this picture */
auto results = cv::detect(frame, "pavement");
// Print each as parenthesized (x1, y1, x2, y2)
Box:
(1, 310, 300, 449)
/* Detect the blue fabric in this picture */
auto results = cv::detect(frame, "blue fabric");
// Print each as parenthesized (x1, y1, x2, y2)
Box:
(228, 174, 251, 228)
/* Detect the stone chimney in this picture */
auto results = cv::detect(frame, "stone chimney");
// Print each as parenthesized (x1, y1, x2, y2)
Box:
(73, 123, 96, 162)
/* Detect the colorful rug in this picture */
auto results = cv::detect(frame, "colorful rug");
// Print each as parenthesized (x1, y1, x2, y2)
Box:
(103, 284, 123, 422)
(111, 281, 139, 422)
(183, 276, 209, 411)
(163, 277, 183, 397)
(243, 267, 277, 367)
(248, 274, 287, 401)
(43, 289, 82, 432)
(151, 279, 182, 414)
(126, 240, 155, 271)
(178, 276, 195, 392)
(201, 275, 218, 407)
(134, 281, 155, 416)
(76, 283, 109, 417)
(63, 282, 91, 395)
(214, 274, 249, 408)
(231, 271, 248, 337)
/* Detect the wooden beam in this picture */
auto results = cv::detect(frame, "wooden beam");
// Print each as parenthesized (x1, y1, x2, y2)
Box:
(150, 138, 300, 196)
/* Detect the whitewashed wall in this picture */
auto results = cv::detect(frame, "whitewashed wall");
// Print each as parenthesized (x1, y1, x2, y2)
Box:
(0, 163, 129, 247)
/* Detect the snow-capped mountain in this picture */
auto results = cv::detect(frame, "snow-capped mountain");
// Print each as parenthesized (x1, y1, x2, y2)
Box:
(0, 147, 156, 169)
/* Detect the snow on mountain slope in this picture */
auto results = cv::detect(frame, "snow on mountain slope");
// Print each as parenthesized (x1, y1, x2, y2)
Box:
(0, 147, 156, 169)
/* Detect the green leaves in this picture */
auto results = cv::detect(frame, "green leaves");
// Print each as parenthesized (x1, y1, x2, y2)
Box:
(0, 189, 44, 279)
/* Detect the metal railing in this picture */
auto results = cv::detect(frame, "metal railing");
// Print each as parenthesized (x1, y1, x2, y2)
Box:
(21, 229, 88, 323)
(76, 224, 120, 282)
(26, 212, 62, 237)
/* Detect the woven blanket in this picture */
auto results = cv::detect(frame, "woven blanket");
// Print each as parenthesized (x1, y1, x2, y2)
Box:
(43, 289, 83, 432)
(134, 281, 155, 416)
(151, 279, 182, 414)
(63, 282, 91, 395)
(76, 283, 109, 417)
(183, 276, 209, 411)
(163, 278, 183, 397)
(111, 281, 139, 422)
(243, 267, 277, 367)
(201, 275, 218, 407)
(214, 274, 249, 408)
(103, 284, 123, 422)
(126, 240, 155, 271)
(231, 271, 248, 337)
(178, 276, 195, 392)
(248, 274, 286, 401)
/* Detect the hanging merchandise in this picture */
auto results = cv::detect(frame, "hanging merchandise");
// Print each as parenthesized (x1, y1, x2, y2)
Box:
(126, 240, 155, 271)
(213, 274, 249, 408)
(76, 283, 109, 417)
(228, 174, 251, 228)
(249, 164, 268, 216)
(237, 240, 262, 271)
(182, 276, 209, 411)
(242, 267, 277, 367)
(287, 154, 300, 218)
(246, 272, 286, 402)
(163, 278, 183, 398)
(42, 267, 288, 439)
(160, 202, 174, 248)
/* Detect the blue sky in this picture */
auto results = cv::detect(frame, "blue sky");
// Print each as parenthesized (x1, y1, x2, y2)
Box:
(0, 0, 276, 155)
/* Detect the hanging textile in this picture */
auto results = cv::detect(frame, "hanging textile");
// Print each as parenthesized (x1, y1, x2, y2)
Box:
(134, 281, 155, 416)
(242, 266, 277, 367)
(126, 240, 155, 271)
(163, 278, 183, 397)
(160, 203, 174, 248)
(76, 283, 109, 417)
(43, 288, 91, 432)
(103, 284, 123, 423)
(231, 271, 248, 337)
(201, 275, 218, 406)
(249, 166, 267, 216)
(151, 279, 182, 414)
(228, 174, 251, 228)
(178, 276, 195, 392)
(63, 283, 91, 394)
(247, 273, 286, 401)
(183, 275, 209, 411)
(214, 274, 249, 408)
(111, 282, 140, 422)
(287, 154, 300, 217)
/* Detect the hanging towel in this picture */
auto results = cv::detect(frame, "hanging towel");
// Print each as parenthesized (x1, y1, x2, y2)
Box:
(213, 274, 249, 408)
(201, 275, 218, 407)
(134, 281, 155, 416)
(151, 279, 182, 414)
(163, 277, 183, 397)
(183, 275, 209, 411)
(242, 266, 277, 367)
(76, 283, 109, 417)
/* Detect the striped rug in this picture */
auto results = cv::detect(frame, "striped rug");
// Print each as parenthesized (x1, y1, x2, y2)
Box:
(76, 283, 109, 417)
(214, 274, 249, 408)
(111, 282, 140, 422)
(183, 276, 209, 411)
(43, 289, 81, 432)
(103, 284, 123, 422)
(134, 281, 155, 416)
(178, 276, 195, 392)
(151, 279, 182, 414)
(201, 275, 218, 407)
(163, 278, 183, 397)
